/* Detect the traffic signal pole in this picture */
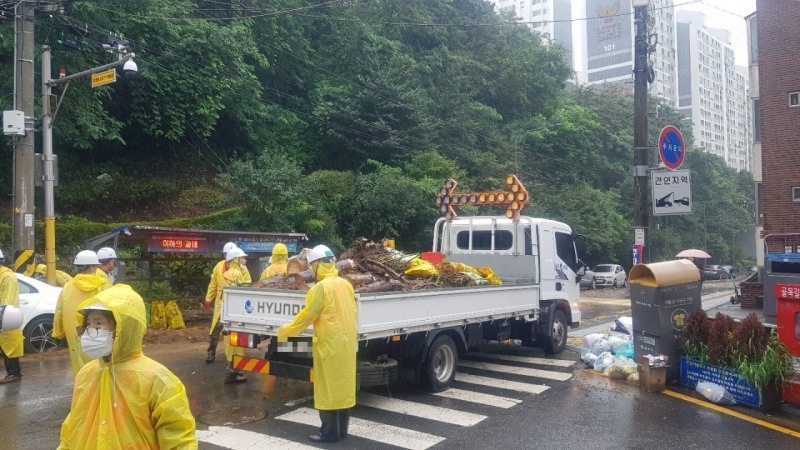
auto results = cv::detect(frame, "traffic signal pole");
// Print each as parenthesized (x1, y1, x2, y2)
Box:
(40, 50, 136, 283)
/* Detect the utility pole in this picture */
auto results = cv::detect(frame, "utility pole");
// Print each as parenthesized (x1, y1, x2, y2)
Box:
(12, 1, 36, 273)
(632, 1, 650, 263)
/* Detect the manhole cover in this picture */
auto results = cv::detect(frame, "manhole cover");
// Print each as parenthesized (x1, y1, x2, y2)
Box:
(196, 406, 268, 426)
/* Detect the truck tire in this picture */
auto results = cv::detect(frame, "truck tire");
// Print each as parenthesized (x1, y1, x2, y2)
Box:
(539, 309, 567, 355)
(359, 359, 399, 387)
(423, 335, 458, 392)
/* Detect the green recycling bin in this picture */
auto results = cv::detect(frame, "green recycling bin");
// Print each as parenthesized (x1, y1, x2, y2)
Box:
(629, 259, 702, 381)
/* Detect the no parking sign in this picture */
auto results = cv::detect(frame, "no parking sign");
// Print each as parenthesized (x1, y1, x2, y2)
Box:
(658, 125, 685, 170)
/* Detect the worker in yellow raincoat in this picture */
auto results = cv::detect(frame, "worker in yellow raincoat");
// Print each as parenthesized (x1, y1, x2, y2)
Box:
(94, 247, 117, 287)
(220, 247, 251, 384)
(58, 284, 197, 449)
(34, 263, 73, 287)
(53, 250, 110, 376)
(259, 243, 289, 280)
(0, 249, 24, 384)
(204, 242, 238, 363)
(278, 245, 357, 444)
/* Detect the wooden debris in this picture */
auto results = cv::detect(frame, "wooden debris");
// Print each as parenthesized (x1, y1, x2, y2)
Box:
(251, 238, 486, 293)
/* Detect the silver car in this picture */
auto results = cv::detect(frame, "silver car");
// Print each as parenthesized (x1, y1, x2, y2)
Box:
(592, 264, 628, 288)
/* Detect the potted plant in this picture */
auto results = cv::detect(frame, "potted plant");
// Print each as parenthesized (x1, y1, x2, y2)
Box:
(680, 310, 794, 412)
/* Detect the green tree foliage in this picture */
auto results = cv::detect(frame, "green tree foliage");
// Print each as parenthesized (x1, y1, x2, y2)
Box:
(0, 0, 755, 274)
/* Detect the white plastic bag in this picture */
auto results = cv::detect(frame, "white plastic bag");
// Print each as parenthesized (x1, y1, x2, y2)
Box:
(593, 351, 615, 372)
(696, 381, 736, 405)
(580, 348, 598, 367)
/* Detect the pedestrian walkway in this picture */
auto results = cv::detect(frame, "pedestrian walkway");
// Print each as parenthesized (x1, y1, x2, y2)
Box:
(196, 352, 576, 449)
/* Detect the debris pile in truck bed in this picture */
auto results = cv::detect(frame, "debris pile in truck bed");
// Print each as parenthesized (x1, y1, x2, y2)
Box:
(252, 238, 501, 293)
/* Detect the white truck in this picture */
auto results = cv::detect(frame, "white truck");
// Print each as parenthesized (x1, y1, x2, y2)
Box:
(221, 215, 585, 391)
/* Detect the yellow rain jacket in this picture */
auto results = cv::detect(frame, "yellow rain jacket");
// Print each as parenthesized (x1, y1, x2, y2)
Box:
(58, 284, 197, 450)
(205, 259, 227, 333)
(221, 263, 249, 362)
(259, 252, 288, 281)
(36, 264, 74, 287)
(278, 263, 357, 410)
(94, 267, 114, 289)
(0, 266, 24, 359)
(53, 274, 109, 376)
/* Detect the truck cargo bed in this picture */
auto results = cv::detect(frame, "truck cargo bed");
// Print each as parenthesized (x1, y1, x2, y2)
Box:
(222, 283, 541, 340)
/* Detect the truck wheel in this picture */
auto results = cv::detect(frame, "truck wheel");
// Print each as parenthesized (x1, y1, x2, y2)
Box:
(359, 359, 399, 387)
(423, 335, 458, 392)
(539, 310, 567, 355)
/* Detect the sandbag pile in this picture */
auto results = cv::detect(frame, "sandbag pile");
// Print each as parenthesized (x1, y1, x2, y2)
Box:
(253, 238, 503, 293)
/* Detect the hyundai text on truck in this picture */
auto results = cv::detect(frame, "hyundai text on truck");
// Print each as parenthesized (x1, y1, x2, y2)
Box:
(221, 176, 584, 391)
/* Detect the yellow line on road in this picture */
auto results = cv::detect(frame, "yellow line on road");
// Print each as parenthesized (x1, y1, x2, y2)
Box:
(662, 389, 800, 439)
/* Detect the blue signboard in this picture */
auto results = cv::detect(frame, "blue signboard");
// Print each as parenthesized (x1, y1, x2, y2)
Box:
(237, 239, 299, 254)
(658, 125, 686, 170)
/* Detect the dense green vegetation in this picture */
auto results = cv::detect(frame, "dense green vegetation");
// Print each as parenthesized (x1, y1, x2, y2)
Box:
(0, 0, 754, 268)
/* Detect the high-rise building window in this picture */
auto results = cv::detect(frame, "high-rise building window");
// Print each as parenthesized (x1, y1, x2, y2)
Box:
(749, 16, 758, 64)
(753, 99, 761, 144)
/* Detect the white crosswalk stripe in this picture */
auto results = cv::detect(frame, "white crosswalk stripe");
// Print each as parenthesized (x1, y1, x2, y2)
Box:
(196, 426, 317, 449)
(467, 352, 577, 368)
(455, 372, 550, 394)
(357, 392, 487, 426)
(458, 360, 573, 381)
(276, 407, 445, 450)
(197, 353, 575, 449)
(433, 387, 521, 408)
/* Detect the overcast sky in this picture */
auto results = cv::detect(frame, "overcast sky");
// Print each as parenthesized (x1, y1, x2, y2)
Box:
(674, 0, 756, 66)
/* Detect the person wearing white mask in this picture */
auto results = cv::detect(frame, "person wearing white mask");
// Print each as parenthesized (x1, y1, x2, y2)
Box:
(59, 284, 197, 449)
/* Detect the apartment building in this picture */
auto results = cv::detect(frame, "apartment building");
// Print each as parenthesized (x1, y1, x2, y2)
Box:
(489, 0, 574, 69)
(676, 11, 751, 172)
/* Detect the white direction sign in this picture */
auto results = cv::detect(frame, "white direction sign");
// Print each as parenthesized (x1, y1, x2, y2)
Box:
(651, 169, 691, 216)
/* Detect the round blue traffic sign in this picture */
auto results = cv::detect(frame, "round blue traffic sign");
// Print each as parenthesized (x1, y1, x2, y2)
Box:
(658, 125, 685, 170)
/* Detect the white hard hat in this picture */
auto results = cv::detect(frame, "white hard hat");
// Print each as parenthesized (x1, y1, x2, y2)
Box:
(226, 247, 247, 261)
(74, 250, 100, 266)
(78, 301, 112, 315)
(0, 305, 24, 332)
(0, 249, 4, 259)
(222, 242, 238, 255)
(97, 247, 117, 260)
(307, 245, 335, 264)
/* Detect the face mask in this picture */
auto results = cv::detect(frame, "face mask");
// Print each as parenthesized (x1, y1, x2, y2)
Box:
(81, 329, 115, 359)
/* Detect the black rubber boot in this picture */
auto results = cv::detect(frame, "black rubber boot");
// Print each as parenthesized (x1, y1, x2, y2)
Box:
(205, 334, 219, 363)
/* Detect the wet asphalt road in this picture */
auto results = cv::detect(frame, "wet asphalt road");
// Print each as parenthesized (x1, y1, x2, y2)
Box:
(2, 278, 799, 449)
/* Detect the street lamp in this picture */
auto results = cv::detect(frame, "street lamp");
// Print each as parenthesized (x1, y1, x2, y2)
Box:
(40, 45, 136, 284)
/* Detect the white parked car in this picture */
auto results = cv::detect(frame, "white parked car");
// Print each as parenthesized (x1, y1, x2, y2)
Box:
(16, 273, 61, 353)
(592, 264, 628, 288)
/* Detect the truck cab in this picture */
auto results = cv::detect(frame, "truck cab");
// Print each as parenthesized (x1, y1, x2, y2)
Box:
(433, 215, 583, 328)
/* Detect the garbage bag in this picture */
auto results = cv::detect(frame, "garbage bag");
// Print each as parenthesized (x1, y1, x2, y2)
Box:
(584, 334, 611, 355)
(165, 300, 186, 330)
(580, 348, 598, 367)
(612, 316, 633, 335)
(614, 342, 635, 359)
(150, 301, 167, 329)
(608, 356, 637, 380)
(403, 258, 440, 277)
(593, 351, 615, 372)
(475, 267, 503, 285)
(608, 336, 630, 354)
(696, 381, 736, 405)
